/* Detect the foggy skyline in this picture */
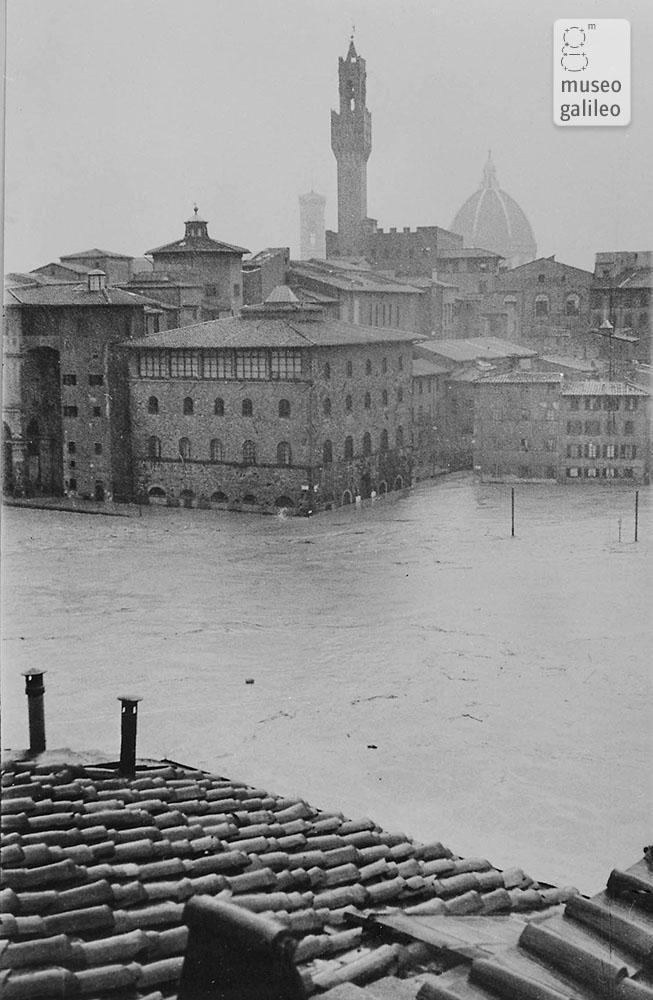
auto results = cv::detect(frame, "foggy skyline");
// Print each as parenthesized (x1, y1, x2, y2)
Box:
(4, 0, 653, 276)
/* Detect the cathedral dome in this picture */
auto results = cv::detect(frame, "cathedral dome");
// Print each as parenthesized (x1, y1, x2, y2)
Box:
(451, 153, 537, 267)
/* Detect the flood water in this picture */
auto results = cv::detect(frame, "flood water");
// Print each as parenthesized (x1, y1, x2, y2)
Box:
(1, 473, 651, 895)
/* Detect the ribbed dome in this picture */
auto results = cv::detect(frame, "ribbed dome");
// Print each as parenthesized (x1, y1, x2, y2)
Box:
(451, 153, 537, 267)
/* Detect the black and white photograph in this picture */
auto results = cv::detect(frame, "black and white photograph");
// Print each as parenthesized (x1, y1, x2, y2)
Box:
(1, 1, 652, 996)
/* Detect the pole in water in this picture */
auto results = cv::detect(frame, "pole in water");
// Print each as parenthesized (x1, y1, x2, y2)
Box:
(635, 490, 639, 543)
(511, 488, 515, 537)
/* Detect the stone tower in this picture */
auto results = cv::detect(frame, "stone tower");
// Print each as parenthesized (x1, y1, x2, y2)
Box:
(299, 191, 327, 260)
(331, 38, 372, 256)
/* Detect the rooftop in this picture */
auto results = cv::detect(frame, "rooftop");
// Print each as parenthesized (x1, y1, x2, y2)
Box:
(478, 372, 563, 385)
(0, 752, 575, 999)
(289, 263, 424, 296)
(126, 314, 421, 351)
(417, 338, 537, 363)
(60, 249, 133, 261)
(561, 381, 650, 397)
(5, 283, 165, 309)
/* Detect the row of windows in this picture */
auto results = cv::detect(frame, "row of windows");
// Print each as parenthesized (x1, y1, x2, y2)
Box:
(589, 309, 649, 328)
(323, 356, 404, 379)
(62, 374, 104, 386)
(566, 443, 638, 459)
(139, 349, 303, 381)
(147, 396, 293, 418)
(566, 420, 636, 435)
(489, 409, 557, 422)
(146, 428, 406, 466)
(569, 397, 638, 411)
(567, 467, 635, 478)
(63, 405, 103, 418)
(486, 438, 558, 452)
(529, 293, 581, 318)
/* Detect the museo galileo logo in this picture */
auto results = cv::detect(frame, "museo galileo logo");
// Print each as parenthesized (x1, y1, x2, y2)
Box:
(553, 20, 631, 126)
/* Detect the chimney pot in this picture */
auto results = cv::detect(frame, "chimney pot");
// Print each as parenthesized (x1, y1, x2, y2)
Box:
(23, 671, 46, 755)
(118, 695, 142, 777)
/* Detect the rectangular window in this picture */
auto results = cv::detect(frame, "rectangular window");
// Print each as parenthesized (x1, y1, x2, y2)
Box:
(566, 420, 583, 434)
(520, 438, 529, 451)
(63, 406, 78, 417)
(545, 408, 556, 421)
(603, 444, 616, 458)
(586, 467, 598, 478)
(62, 374, 77, 386)
(270, 349, 303, 380)
(591, 398, 602, 411)
(623, 468, 634, 478)
(584, 420, 601, 435)
(139, 350, 169, 378)
(520, 409, 530, 421)
(93, 406, 102, 417)
(203, 351, 233, 379)
(546, 466, 556, 479)
(94, 443, 102, 455)
(170, 350, 201, 378)
(624, 420, 635, 435)
(69, 478, 77, 490)
(620, 444, 637, 459)
(586, 442, 598, 459)
(603, 467, 615, 479)
(88, 374, 104, 386)
(233, 284, 241, 297)
(624, 397, 639, 411)
(235, 350, 268, 380)
(518, 465, 531, 478)
(544, 438, 556, 452)
(570, 398, 580, 411)
(567, 467, 579, 478)
(603, 398, 619, 411)
(67, 441, 76, 454)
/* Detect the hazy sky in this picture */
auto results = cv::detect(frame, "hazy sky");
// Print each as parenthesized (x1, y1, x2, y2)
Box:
(4, 0, 653, 275)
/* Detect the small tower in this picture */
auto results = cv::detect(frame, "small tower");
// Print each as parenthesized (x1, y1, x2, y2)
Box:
(184, 205, 209, 241)
(331, 37, 372, 256)
(299, 191, 327, 260)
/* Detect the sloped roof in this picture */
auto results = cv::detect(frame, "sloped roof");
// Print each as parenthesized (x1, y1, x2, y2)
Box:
(289, 264, 424, 295)
(0, 754, 570, 999)
(418, 338, 537, 363)
(32, 261, 94, 277)
(436, 248, 503, 260)
(561, 381, 649, 397)
(126, 316, 420, 350)
(5, 284, 164, 309)
(478, 372, 562, 385)
(60, 249, 133, 261)
(146, 236, 248, 256)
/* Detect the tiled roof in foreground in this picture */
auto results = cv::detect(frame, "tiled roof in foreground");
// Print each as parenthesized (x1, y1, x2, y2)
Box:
(561, 380, 650, 397)
(0, 754, 573, 999)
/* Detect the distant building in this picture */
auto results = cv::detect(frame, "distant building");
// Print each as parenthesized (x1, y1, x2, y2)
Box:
(590, 250, 652, 365)
(451, 153, 537, 268)
(44, 248, 134, 285)
(2, 271, 168, 500)
(125, 287, 418, 512)
(299, 191, 326, 260)
(145, 207, 249, 321)
(288, 259, 428, 336)
(411, 358, 452, 479)
(242, 248, 290, 305)
(485, 256, 595, 356)
(473, 374, 650, 483)
(560, 381, 650, 483)
(474, 372, 562, 482)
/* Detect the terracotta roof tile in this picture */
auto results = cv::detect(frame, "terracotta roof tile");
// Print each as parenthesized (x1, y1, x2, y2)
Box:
(0, 756, 572, 997)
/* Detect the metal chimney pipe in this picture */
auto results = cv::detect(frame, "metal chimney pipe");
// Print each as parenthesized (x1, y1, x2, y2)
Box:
(23, 671, 46, 755)
(118, 696, 141, 777)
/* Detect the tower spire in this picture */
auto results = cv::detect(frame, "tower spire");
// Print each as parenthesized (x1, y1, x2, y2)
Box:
(331, 37, 372, 256)
(482, 150, 499, 189)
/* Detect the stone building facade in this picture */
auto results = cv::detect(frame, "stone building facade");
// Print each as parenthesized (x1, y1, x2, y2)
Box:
(473, 375, 650, 483)
(2, 272, 161, 500)
(485, 256, 595, 356)
(299, 191, 327, 260)
(126, 288, 417, 513)
(145, 208, 248, 321)
(590, 251, 652, 365)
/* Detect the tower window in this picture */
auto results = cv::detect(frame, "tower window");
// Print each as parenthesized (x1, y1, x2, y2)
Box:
(214, 397, 224, 416)
(183, 397, 194, 415)
(148, 396, 159, 414)
(242, 398, 253, 417)
(279, 399, 291, 418)
(179, 437, 191, 460)
(277, 441, 291, 466)
(242, 440, 256, 465)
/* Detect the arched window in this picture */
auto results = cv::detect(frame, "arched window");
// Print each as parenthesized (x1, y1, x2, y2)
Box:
(179, 437, 191, 460)
(396, 426, 404, 448)
(279, 399, 291, 418)
(362, 432, 372, 456)
(398, 356, 404, 371)
(183, 397, 194, 415)
(323, 397, 332, 417)
(534, 294, 549, 317)
(365, 359, 372, 375)
(242, 440, 256, 465)
(640, 311, 649, 327)
(210, 438, 224, 462)
(214, 397, 224, 416)
(148, 435, 161, 459)
(566, 294, 580, 316)
(324, 362, 331, 380)
(277, 441, 291, 466)
(323, 440, 333, 465)
(364, 392, 371, 409)
(382, 389, 388, 406)
(345, 395, 353, 412)
(242, 398, 253, 417)
(148, 396, 159, 414)
(346, 360, 353, 377)
(382, 357, 388, 374)
(344, 435, 354, 460)
(397, 388, 404, 403)
(380, 428, 389, 452)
